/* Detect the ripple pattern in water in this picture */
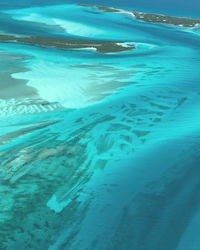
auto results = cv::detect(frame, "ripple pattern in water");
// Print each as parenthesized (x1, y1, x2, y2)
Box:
(0, 2, 200, 250)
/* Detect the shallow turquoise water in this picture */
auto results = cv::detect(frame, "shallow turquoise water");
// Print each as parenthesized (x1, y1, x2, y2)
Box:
(0, 1, 200, 250)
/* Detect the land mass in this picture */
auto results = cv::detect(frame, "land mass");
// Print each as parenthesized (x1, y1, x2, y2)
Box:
(0, 34, 135, 54)
(78, 3, 200, 28)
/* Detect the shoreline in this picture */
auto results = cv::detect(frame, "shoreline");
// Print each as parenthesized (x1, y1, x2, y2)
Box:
(77, 3, 200, 28)
(0, 34, 135, 54)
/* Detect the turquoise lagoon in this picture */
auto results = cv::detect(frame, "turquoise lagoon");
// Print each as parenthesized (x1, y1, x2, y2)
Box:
(0, 1, 200, 249)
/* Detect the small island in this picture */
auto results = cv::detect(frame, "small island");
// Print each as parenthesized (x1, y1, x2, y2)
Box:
(78, 3, 200, 28)
(0, 34, 135, 54)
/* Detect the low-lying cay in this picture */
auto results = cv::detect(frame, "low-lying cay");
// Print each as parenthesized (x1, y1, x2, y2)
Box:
(0, 34, 135, 54)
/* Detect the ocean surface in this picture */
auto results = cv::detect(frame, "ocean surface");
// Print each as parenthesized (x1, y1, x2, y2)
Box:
(0, 0, 200, 249)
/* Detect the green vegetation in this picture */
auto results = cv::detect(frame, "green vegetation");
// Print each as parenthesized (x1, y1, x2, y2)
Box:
(0, 34, 135, 53)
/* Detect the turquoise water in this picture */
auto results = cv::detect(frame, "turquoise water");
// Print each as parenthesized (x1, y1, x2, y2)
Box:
(1, 1, 200, 249)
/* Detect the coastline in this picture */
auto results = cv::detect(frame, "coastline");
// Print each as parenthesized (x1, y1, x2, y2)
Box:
(0, 34, 135, 54)
(78, 3, 200, 28)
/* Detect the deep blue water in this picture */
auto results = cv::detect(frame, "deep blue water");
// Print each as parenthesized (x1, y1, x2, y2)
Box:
(0, 1, 200, 250)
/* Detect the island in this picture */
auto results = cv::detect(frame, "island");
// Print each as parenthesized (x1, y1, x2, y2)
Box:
(78, 3, 200, 28)
(0, 34, 135, 54)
